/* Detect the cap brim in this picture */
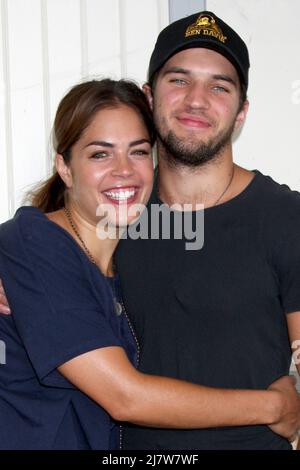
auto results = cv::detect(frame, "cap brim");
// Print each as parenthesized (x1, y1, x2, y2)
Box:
(150, 39, 247, 88)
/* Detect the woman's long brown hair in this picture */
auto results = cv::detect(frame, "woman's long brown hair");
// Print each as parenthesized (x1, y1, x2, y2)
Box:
(29, 79, 155, 212)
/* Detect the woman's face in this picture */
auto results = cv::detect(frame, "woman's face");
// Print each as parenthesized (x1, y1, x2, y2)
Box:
(57, 104, 154, 228)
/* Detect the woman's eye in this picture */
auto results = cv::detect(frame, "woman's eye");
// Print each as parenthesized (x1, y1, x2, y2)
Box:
(90, 151, 109, 159)
(132, 149, 150, 156)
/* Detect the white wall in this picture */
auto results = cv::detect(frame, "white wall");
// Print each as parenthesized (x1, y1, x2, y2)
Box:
(1, 0, 300, 223)
(207, 0, 300, 188)
(0, 0, 169, 222)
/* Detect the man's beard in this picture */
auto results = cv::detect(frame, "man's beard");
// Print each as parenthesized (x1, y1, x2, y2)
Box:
(156, 118, 236, 168)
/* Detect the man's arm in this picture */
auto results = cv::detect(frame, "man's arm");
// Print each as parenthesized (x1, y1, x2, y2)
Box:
(0, 279, 10, 314)
(287, 311, 300, 449)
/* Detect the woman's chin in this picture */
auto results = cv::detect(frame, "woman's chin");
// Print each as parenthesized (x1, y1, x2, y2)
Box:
(113, 214, 140, 228)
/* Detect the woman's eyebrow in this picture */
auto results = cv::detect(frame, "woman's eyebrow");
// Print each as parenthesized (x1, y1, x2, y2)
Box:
(129, 139, 150, 147)
(84, 139, 150, 149)
(84, 141, 114, 148)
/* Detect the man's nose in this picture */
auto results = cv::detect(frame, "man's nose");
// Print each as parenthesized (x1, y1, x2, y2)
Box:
(184, 82, 210, 110)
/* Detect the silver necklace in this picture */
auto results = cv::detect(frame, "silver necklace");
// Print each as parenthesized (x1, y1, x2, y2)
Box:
(63, 206, 118, 308)
(63, 206, 140, 449)
(63, 205, 141, 369)
(63, 206, 100, 267)
(64, 205, 141, 449)
(157, 165, 235, 208)
(212, 165, 235, 207)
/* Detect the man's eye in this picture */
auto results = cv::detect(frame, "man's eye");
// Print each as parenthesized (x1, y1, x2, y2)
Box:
(170, 78, 186, 85)
(212, 85, 228, 93)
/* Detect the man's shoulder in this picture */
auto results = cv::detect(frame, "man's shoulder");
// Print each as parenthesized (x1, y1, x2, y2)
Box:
(256, 171, 300, 209)
(254, 172, 300, 236)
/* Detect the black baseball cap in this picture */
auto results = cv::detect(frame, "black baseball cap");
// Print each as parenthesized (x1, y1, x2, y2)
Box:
(148, 11, 250, 90)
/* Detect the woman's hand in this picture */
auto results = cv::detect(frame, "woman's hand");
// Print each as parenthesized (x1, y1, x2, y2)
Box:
(268, 375, 300, 441)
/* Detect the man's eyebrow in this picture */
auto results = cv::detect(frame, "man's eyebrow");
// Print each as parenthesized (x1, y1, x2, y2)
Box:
(162, 69, 238, 87)
(212, 74, 238, 87)
(162, 67, 190, 77)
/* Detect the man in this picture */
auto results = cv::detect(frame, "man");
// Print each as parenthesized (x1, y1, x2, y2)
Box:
(0, 11, 300, 450)
(114, 11, 300, 449)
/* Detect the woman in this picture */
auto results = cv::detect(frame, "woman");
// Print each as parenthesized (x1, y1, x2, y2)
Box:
(0, 79, 298, 450)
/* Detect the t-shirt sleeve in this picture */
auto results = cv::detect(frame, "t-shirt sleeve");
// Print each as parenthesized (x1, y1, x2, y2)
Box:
(0, 209, 122, 388)
(272, 196, 300, 314)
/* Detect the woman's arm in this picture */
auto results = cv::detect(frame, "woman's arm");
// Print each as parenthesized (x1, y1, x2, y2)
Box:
(1, 273, 299, 438)
(58, 345, 300, 439)
(1, 275, 299, 439)
(1, 211, 299, 442)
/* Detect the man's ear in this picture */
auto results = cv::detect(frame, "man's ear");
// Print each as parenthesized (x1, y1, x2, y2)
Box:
(234, 100, 249, 131)
(143, 84, 154, 110)
(55, 154, 73, 188)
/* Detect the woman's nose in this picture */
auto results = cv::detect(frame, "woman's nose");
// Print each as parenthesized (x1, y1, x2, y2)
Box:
(111, 156, 134, 177)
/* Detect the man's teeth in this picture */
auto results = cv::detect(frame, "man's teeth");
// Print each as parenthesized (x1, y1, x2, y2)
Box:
(104, 189, 136, 200)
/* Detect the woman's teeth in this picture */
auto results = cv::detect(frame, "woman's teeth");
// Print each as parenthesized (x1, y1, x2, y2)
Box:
(104, 189, 136, 201)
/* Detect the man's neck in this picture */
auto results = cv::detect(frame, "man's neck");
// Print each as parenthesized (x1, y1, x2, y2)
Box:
(156, 151, 253, 210)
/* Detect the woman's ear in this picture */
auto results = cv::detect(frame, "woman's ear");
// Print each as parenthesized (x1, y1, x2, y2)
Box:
(143, 84, 154, 110)
(55, 154, 73, 188)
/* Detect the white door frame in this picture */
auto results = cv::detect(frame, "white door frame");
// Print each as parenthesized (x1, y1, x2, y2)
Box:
(168, 0, 206, 22)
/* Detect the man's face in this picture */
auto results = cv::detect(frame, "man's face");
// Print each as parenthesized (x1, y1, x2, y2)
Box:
(145, 48, 248, 167)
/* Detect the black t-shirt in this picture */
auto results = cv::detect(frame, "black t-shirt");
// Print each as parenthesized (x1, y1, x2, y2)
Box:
(0, 207, 137, 449)
(115, 170, 300, 450)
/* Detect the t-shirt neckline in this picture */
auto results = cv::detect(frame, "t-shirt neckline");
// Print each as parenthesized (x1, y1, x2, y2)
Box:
(152, 169, 262, 213)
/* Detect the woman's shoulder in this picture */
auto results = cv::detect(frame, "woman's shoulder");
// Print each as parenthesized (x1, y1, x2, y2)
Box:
(2, 206, 75, 244)
(0, 206, 87, 269)
(0, 207, 40, 248)
(1, 206, 51, 236)
(0, 207, 111, 311)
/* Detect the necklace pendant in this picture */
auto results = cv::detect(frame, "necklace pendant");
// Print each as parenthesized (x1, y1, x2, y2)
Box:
(114, 300, 123, 316)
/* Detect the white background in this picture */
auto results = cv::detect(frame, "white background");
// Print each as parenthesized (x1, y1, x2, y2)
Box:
(0, 0, 300, 222)
(0, 0, 169, 221)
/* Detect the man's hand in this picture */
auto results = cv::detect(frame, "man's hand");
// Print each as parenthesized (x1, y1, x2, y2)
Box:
(268, 375, 300, 441)
(0, 279, 10, 314)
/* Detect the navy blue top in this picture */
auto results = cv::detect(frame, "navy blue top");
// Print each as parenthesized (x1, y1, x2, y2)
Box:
(0, 207, 137, 450)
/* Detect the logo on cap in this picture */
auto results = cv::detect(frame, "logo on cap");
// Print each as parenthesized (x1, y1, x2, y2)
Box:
(185, 14, 227, 44)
